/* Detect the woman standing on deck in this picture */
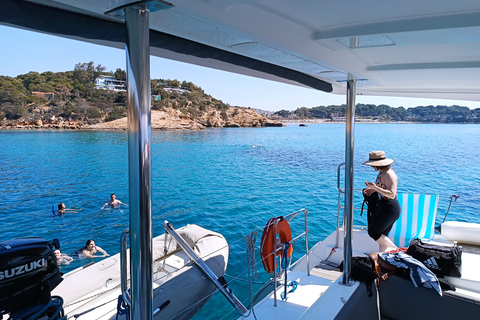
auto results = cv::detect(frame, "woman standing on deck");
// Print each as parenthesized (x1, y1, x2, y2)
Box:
(363, 151, 401, 251)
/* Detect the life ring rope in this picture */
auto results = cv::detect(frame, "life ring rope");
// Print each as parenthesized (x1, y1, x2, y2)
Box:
(260, 216, 294, 274)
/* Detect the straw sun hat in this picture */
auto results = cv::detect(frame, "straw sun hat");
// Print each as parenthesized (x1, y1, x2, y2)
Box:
(362, 151, 394, 166)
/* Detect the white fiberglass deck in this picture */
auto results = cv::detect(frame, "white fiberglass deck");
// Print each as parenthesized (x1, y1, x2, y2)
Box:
(241, 227, 480, 320)
(240, 228, 369, 320)
(241, 271, 358, 319)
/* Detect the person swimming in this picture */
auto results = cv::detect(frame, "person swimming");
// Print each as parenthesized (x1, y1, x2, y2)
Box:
(101, 193, 127, 209)
(53, 203, 79, 215)
(58, 203, 67, 214)
(54, 249, 73, 265)
(80, 239, 109, 258)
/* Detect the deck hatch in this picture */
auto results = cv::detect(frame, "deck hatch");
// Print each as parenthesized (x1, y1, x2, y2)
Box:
(336, 35, 395, 48)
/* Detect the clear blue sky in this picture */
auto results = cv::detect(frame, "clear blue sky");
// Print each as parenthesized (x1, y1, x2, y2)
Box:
(1, 25, 478, 111)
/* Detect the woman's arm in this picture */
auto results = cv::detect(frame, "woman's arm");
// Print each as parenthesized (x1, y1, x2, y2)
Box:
(82, 249, 95, 258)
(365, 171, 397, 199)
(62, 255, 73, 264)
(96, 246, 109, 256)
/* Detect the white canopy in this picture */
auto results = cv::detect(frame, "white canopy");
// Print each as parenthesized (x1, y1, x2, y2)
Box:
(2, 0, 479, 101)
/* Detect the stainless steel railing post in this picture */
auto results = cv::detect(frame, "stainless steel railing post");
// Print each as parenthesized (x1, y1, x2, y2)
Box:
(125, 3, 153, 318)
(341, 77, 356, 286)
(304, 210, 310, 276)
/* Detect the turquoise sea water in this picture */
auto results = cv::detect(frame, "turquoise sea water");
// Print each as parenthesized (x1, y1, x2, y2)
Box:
(1, 123, 479, 319)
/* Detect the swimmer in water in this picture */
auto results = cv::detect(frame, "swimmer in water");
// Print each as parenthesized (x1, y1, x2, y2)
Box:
(81, 239, 109, 258)
(54, 249, 73, 265)
(56, 203, 79, 214)
(101, 193, 127, 209)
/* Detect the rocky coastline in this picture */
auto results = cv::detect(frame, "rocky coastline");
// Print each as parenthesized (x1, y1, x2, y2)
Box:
(0, 107, 283, 131)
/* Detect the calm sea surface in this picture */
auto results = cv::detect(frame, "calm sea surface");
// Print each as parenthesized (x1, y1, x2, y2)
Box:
(1, 123, 479, 319)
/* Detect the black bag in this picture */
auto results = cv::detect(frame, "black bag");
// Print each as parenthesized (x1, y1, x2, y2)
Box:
(406, 238, 462, 277)
(361, 189, 378, 225)
(341, 256, 377, 297)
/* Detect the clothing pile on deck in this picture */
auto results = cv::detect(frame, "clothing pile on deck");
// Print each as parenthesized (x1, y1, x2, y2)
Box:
(379, 251, 442, 296)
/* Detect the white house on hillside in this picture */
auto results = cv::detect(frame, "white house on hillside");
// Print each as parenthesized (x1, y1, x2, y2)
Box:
(95, 76, 126, 91)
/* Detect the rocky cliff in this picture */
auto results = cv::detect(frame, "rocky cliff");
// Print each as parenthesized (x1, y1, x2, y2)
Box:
(89, 106, 282, 130)
(1, 106, 282, 130)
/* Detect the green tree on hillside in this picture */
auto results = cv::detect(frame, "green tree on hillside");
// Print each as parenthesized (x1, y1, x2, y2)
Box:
(114, 68, 126, 80)
(72, 62, 107, 98)
(55, 85, 72, 101)
(295, 107, 311, 118)
(0, 77, 27, 104)
(168, 79, 180, 88)
(17, 72, 45, 91)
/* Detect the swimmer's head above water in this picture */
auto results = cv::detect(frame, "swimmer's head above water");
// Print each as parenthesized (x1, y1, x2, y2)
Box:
(58, 203, 66, 213)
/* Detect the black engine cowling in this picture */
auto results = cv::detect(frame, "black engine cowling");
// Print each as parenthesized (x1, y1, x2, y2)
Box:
(0, 238, 63, 313)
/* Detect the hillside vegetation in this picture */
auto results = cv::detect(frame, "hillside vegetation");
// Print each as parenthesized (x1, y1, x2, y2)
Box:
(272, 104, 480, 123)
(0, 61, 279, 129)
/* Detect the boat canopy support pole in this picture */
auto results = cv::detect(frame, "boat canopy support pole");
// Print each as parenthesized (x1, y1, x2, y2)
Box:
(341, 77, 356, 286)
(163, 221, 249, 316)
(125, 3, 153, 319)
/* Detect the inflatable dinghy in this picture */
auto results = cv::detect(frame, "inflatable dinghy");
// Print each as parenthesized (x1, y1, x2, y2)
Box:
(52, 224, 229, 319)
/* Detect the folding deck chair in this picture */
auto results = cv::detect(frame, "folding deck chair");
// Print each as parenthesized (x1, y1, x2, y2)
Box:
(389, 194, 439, 247)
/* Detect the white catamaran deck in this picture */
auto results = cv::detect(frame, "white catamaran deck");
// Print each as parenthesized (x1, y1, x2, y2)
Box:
(244, 271, 346, 319)
(240, 227, 480, 320)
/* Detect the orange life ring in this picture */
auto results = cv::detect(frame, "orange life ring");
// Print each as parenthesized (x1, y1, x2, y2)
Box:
(260, 217, 293, 274)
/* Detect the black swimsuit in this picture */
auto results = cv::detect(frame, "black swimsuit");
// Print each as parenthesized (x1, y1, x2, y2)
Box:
(367, 172, 401, 241)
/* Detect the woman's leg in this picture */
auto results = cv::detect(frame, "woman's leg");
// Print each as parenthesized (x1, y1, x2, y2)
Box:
(376, 234, 397, 252)
(368, 199, 401, 251)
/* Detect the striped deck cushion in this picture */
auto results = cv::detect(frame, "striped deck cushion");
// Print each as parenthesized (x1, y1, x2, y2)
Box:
(389, 194, 439, 247)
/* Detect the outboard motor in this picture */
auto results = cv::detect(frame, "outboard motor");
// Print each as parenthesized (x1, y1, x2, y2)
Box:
(0, 238, 64, 319)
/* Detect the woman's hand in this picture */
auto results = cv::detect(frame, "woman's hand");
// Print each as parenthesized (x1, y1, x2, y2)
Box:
(364, 182, 377, 195)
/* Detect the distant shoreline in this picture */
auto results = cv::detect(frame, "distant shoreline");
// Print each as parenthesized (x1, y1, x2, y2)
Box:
(1, 119, 471, 131)
(281, 119, 387, 124)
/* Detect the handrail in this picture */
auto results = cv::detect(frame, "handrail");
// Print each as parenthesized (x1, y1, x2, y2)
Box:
(335, 163, 345, 250)
(336, 164, 373, 227)
(334, 163, 372, 252)
(287, 208, 309, 273)
(163, 221, 249, 316)
(337, 163, 345, 194)
(120, 228, 131, 307)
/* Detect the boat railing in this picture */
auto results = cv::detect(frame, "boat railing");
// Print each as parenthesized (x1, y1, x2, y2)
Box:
(333, 163, 370, 253)
(336, 162, 369, 227)
(268, 208, 309, 307)
(120, 228, 131, 307)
